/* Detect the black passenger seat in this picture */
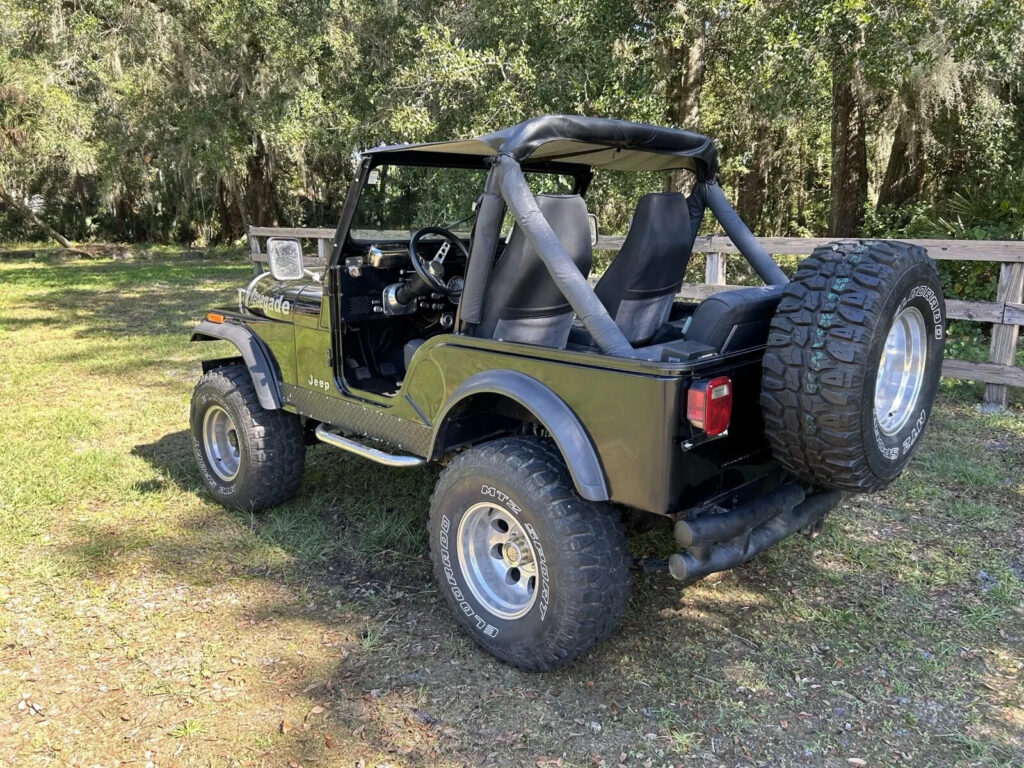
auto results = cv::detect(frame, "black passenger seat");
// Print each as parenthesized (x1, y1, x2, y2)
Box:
(683, 285, 784, 353)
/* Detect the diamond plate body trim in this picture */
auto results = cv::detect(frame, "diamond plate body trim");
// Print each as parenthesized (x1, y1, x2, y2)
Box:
(281, 383, 433, 457)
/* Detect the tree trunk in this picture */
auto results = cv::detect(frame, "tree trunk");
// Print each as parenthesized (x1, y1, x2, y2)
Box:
(662, 10, 706, 193)
(216, 177, 245, 242)
(0, 180, 74, 248)
(112, 193, 134, 242)
(828, 58, 868, 237)
(877, 103, 925, 211)
(223, 174, 252, 233)
(736, 123, 771, 232)
(245, 134, 278, 227)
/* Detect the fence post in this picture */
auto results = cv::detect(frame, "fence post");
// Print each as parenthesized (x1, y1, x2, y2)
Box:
(705, 252, 726, 285)
(247, 226, 262, 276)
(983, 261, 1024, 409)
(247, 226, 260, 257)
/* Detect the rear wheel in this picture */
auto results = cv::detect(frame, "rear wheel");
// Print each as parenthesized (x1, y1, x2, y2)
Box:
(761, 240, 945, 492)
(190, 365, 305, 511)
(428, 437, 631, 671)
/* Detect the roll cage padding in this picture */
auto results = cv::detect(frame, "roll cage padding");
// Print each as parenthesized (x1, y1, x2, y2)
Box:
(495, 154, 635, 357)
(700, 180, 789, 286)
(190, 320, 282, 410)
(431, 370, 610, 501)
(687, 184, 708, 249)
(458, 191, 505, 327)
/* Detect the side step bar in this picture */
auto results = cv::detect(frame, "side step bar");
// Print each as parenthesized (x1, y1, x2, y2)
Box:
(668, 486, 844, 583)
(314, 424, 426, 468)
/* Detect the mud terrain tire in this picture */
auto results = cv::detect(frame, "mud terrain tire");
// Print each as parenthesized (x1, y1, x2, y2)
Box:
(190, 364, 305, 511)
(428, 437, 630, 671)
(761, 240, 945, 492)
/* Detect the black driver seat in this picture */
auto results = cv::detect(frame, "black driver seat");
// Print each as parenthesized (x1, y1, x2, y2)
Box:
(593, 192, 693, 344)
(475, 193, 593, 348)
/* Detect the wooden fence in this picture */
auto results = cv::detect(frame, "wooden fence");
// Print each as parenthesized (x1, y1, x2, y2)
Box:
(249, 227, 1024, 409)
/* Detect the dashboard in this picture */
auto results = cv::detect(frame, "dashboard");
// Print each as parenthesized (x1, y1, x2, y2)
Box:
(339, 240, 467, 323)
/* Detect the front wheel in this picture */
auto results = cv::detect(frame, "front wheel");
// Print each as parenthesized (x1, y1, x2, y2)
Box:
(428, 437, 631, 671)
(190, 364, 306, 511)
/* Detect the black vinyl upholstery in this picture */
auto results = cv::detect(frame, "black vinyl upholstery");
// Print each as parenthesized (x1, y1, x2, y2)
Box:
(476, 194, 593, 347)
(594, 192, 693, 343)
(684, 285, 784, 352)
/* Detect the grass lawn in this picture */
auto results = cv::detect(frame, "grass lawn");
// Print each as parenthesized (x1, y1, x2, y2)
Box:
(1, 249, 1022, 768)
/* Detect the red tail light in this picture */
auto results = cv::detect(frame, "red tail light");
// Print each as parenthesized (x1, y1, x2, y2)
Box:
(686, 376, 732, 436)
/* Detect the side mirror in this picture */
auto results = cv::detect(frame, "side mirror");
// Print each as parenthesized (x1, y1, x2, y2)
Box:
(588, 213, 600, 247)
(266, 237, 304, 281)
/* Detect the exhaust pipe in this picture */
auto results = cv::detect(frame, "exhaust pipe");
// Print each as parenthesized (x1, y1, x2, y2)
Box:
(668, 489, 844, 583)
(674, 483, 805, 549)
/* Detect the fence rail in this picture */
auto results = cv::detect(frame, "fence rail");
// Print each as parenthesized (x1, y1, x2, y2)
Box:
(248, 227, 1024, 408)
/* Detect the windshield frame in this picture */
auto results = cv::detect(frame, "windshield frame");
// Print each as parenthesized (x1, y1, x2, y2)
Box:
(348, 162, 491, 245)
(331, 154, 592, 265)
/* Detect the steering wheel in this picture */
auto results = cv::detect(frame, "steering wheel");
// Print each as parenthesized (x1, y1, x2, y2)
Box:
(408, 227, 469, 297)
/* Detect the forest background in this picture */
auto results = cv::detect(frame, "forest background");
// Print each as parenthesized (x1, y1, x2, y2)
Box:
(1, 0, 1023, 300)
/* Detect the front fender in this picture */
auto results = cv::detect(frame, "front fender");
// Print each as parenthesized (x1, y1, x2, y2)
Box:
(431, 370, 609, 502)
(191, 320, 282, 410)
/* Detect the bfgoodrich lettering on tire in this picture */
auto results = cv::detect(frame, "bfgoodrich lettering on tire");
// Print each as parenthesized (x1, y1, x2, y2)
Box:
(428, 436, 631, 671)
(190, 364, 306, 511)
(761, 240, 945, 492)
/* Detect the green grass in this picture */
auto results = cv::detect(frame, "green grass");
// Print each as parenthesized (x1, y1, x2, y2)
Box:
(0, 249, 1022, 767)
(170, 718, 208, 738)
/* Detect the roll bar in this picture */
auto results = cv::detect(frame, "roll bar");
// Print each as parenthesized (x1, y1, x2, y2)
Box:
(494, 154, 635, 357)
(462, 155, 789, 357)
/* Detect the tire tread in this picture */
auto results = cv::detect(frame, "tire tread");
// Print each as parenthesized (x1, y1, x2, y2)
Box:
(429, 436, 630, 671)
(760, 239, 938, 491)
(192, 364, 305, 511)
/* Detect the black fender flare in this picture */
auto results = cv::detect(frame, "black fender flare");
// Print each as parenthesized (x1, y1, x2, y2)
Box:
(190, 320, 282, 410)
(431, 370, 609, 502)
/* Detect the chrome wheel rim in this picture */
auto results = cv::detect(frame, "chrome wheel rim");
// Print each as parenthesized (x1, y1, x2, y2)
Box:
(874, 305, 927, 436)
(457, 502, 539, 620)
(202, 405, 241, 481)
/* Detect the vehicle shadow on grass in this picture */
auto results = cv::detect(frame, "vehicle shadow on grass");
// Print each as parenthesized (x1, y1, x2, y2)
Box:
(48, 429, 1011, 765)
(130, 428, 439, 584)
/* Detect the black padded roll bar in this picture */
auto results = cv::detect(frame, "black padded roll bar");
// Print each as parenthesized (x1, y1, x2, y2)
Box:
(687, 184, 707, 251)
(701, 180, 789, 286)
(495, 154, 635, 357)
(458, 191, 505, 326)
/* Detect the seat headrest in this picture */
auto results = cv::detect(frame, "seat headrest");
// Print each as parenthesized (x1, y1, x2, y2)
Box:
(630, 192, 687, 228)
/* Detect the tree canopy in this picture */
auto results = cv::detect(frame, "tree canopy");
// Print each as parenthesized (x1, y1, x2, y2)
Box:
(1, 0, 1022, 248)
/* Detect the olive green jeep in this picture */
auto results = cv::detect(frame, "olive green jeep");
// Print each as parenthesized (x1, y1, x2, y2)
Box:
(190, 116, 945, 670)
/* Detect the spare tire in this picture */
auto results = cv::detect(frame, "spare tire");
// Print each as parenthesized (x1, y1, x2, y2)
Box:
(761, 240, 945, 492)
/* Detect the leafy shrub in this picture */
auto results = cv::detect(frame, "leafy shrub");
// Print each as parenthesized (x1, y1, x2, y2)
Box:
(865, 166, 1024, 302)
